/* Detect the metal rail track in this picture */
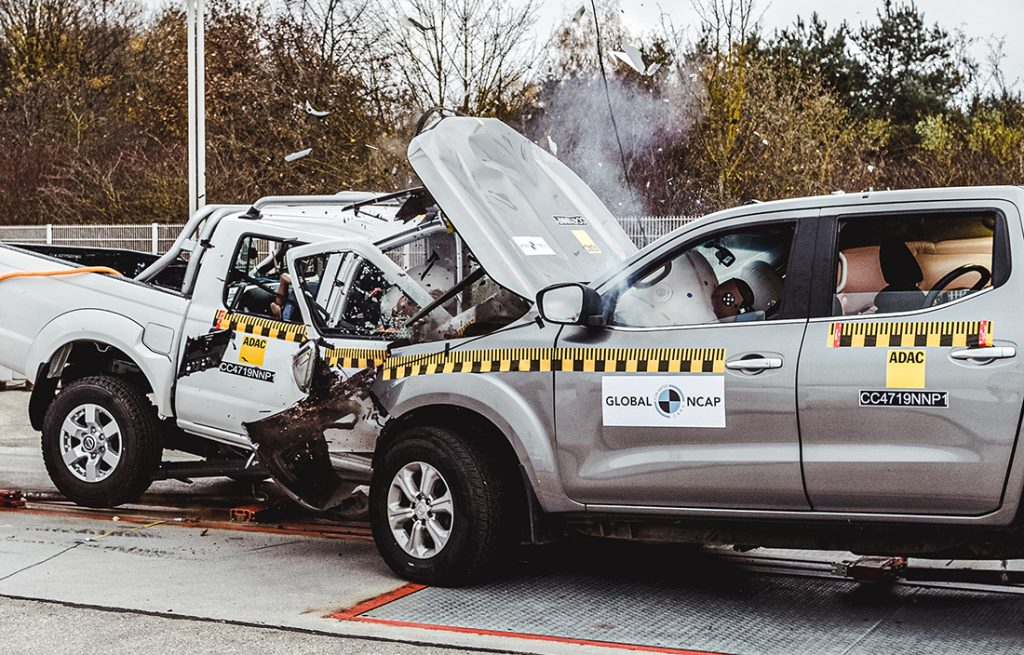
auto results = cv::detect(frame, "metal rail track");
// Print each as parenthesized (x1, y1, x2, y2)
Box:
(2, 488, 372, 540)
(709, 548, 1024, 595)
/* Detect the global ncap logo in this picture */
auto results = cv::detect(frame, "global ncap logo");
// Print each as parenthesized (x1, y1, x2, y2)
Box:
(655, 384, 685, 418)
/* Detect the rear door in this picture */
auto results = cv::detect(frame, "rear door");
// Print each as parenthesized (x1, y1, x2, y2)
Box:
(554, 211, 817, 510)
(798, 200, 1023, 515)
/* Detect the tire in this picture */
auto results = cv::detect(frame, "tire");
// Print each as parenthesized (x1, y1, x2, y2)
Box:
(41, 376, 163, 508)
(370, 426, 508, 586)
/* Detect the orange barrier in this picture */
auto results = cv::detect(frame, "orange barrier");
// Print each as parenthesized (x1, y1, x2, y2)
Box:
(0, 266, 122, 283)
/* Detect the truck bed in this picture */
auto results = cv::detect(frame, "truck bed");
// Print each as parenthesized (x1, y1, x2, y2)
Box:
(0, 242, 189, 379)
(14, 244, 187, 290)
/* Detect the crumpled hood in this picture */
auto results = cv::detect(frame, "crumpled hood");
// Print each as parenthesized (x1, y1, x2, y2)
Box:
(408, 117, 638, 299)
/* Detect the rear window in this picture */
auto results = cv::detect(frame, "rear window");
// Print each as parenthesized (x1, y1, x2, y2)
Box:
(832, 212, 1002, 316)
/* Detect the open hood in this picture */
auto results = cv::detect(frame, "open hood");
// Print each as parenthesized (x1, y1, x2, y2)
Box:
(408, 117, 638, 299)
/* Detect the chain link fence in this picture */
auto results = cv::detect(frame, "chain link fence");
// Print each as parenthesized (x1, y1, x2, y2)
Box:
(0, 216, 698, 253)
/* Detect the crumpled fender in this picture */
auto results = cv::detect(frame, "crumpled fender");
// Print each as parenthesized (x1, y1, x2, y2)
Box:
(26, 309, 177, 417)
(376, 373, 583, 513)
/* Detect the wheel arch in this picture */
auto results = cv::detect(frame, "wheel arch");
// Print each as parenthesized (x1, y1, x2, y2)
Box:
(376, 403, 541, 543)
(27, 311, 176, 428)
(376, 376, 582, 516)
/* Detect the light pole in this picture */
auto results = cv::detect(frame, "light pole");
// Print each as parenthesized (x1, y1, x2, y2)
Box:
(186, 0, 206, 217)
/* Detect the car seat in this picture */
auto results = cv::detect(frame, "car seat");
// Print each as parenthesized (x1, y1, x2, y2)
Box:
(873, 241, 926, 313)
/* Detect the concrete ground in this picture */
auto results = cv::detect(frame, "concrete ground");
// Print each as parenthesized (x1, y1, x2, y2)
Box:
(0, 387, 44, 491)
(5, 389, 1024, 655)
(0, 388, 619, 655)
(0, 596, 490, 655)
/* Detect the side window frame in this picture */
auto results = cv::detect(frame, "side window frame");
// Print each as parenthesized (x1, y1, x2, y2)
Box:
(289, 241, 448, 342)
(221, 232, 299, 321)
(601, 216, 813, 328)
(815, 207, 1011, 319)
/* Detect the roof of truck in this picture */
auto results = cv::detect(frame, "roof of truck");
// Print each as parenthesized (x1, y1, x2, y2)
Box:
(221, 193, 417, 245)
(660, 185, 1024, 243)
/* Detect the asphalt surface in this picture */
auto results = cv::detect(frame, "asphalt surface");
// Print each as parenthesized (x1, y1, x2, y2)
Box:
(0, 390, 483, 654)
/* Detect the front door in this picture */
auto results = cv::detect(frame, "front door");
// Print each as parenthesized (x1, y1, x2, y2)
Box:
(286, 239, 457, 450)
(799, 202, 1023, 515)
(554, 214, 816, 510)
(175, 224, 309, 439)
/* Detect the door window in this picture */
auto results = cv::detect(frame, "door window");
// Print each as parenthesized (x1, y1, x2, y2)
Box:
(611, 223, 796, 328)
(223, 235, 298, 320)
(832, 213, 1000, 316)
(292, 252, 418, 338)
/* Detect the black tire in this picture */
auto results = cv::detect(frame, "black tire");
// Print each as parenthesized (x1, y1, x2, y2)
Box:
(41, 376, 163, 508)
(370, 426, 508, 586)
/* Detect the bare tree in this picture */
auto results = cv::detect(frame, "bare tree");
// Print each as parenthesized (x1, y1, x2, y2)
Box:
(383, 0, 539, 118)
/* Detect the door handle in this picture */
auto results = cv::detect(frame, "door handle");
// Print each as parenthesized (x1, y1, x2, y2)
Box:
(950, 346, 1016, 361)
(725, 357, 783, 371)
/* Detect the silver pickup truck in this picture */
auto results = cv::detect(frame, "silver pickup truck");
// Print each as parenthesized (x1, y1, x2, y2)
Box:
(3, 115, 1024, 587)
(282, 119, 1024, 586)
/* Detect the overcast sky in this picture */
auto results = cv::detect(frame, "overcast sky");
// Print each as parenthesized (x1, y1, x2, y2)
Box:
(536, 0, 1024, 91)
(155, 1, 1024, 90)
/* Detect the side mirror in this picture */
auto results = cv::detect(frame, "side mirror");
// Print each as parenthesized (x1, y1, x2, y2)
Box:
(291, 340, 319, 393)
(536, 283, 605, 327)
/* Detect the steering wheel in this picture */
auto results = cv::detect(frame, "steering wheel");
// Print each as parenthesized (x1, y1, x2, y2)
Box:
(922, 264, 991, 308)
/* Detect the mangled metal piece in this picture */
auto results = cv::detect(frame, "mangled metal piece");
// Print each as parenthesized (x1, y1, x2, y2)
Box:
(243, 365, 378, 512)
(177, 329, 234, 377)
(437, 289, 532, 339)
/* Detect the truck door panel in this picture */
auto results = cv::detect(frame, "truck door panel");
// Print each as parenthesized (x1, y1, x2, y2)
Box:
(798, 203, 1023, 515)
(175, 225, 308, 435)
(554, 213, 817, 510)
(287, 240, 454, 453)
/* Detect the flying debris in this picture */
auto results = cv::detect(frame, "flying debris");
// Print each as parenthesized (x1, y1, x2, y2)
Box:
(546, 135, 558, 157)
(571, 5, 586, 22)
(284, 148, 312, 162)
(611, 43, 646, 74)
(405, 15, 434, 32)
(304, 100, 330, 118)
(611, 43, 661, 76)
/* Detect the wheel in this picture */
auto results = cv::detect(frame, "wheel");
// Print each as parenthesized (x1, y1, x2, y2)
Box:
(41, 376, 163, 508)
(370, 426, 508, 586)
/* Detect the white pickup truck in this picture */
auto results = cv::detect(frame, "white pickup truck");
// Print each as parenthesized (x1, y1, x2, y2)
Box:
(0, 115, 637, 512)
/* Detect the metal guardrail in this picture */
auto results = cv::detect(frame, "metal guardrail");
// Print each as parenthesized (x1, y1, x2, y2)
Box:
(0, 216, 698, 252)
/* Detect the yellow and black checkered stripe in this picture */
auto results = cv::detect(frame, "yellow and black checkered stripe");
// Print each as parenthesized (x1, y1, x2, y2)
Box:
(828, 320, 992, 348)
(382, 347, 726, 381)
(210, 311, 726, 379)
(214, 310, 308, 343)
(325, 348, 388, 369)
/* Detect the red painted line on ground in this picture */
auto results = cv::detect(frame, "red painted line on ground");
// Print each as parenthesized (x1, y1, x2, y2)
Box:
(331, 582, 427, 619)
(339, 614, 730, 655)
(0, 507, 373, 541)
(331, 582, 728, 655)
